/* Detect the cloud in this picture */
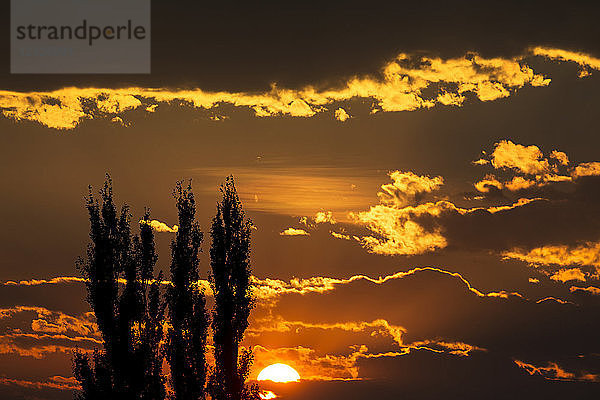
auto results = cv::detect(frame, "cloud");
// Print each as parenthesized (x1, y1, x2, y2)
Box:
(531, 46, 600, 76)
(248, 317, 407, 348)
(571, 162, 600, 178)
(503, 176, 537, 191)
(250, 266, 523, 301)
(550, 150, 569, 166)
(1, 276, 86, 286)
(1, 265, 527, 307)
(474, 174, 504, 192)
(334, 108, 350, 122)
(280, 228, 310, 236)
(139, 219, 178, 233)
(0, 306, 100, 359)
(502, 241, 600, 270)
(515, 359, 599, 382)
(352, 203, 448, 255)
(267, 260, 597, 379)
(408, 340, 486, 357)
(330, 231, 355, 241)
(342, 170, 449, 255)
(250, 335, 485, 382)
(490, 140, 550, 175)
(0, 375, 79, 391)
(349, 168, 546, 255)
(314, 211, 336, 224)
(378, 171, 444, 207)
(549, 269, 587, 283)
(569, 286, 600, 295)
(0, 49, 557, 129)
(436, 91, 466, 106)
(0, 332, 98, 359)
(472, 140, 600, 192)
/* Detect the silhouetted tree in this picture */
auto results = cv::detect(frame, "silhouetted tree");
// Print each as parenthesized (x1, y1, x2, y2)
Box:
(74, 177, 259, 400)
(166, 182, 210, 400)
(208, 177, 259, 400)
(73, 177, 166, 400)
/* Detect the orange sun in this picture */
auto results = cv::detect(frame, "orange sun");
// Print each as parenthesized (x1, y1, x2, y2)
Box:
(257, 363, 301, 383)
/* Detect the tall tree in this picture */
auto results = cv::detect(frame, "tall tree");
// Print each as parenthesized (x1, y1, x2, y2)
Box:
(208, 177, 258, 400)
(73, 177, 166, 400)
(166, 182, 210, 400)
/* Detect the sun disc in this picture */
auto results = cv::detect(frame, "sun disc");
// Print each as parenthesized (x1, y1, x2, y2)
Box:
(257, 363, 301, 383)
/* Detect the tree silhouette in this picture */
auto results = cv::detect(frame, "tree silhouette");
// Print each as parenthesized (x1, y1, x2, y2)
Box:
(165, 182, 210, 400)
(73, 176, 166, 400)
(208, 177, 259, 400)
(74, 177, 258, 400)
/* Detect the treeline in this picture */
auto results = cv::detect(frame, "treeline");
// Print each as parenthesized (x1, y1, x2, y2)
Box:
(73, 176, 258, 400)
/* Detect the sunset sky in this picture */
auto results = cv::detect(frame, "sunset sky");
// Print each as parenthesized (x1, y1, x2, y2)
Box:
(2, 2, 600, 399)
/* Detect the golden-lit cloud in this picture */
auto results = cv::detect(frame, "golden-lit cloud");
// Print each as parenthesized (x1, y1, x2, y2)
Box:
(535, 296, 574, 305)
(1, 264, 527, 307)
(0, 306, 99, 360)
(345, 170, 450, 255)
(0, 333, 98, 359)
(515, 359, 599, 382)
(471, 140, 600, 192)
(378, 170, 444, 207)
(571, 161, 600, 178)
(0, 375, 79, 391)
(474, 174, 503, 192)
(531, 46, 600, 77)
(314, 211, 336, 224)
(436, 91, 466, 106)
(408, 340, 486, 357)
(334, 108, 350, 122)
(490, 140, 549, 175)
(250, 266, 524, 301)
(352, 203, 448, 255)
(569, 286, 600, 295)
(330, 231, 355, 241)
(550, 150, 569, 165)
(502, 241, 600, 269)
(549, 268, 587, 283)
(1, 276, 86, 286)
(0, 306, 97, 335)
(6, 47, 600, 130)
(280, 228, 310, 236)
(250, 335, 485, 382)
(139, 219, 179, 233)
(248, 317, 406, 347)
(0, 49, 560, 129)
(349, 167, 545, 255)
(503, 176, 537, 191)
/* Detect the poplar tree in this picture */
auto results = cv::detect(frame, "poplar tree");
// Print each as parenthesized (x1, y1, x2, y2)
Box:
(73, 177, 166, 400)
(74, 177, 258, 400)
(165, 182, 210, 400)
(208, 177, 258, 400)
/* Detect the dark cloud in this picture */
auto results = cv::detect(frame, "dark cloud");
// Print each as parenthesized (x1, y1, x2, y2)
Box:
(274, 269, 600, 362)
(2, 1, 600, 91)
(257, 350, 600, 400)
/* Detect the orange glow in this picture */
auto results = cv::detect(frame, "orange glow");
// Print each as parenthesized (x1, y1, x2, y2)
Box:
(257, 363, 301, 383)
(259, 391, 277, 400)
